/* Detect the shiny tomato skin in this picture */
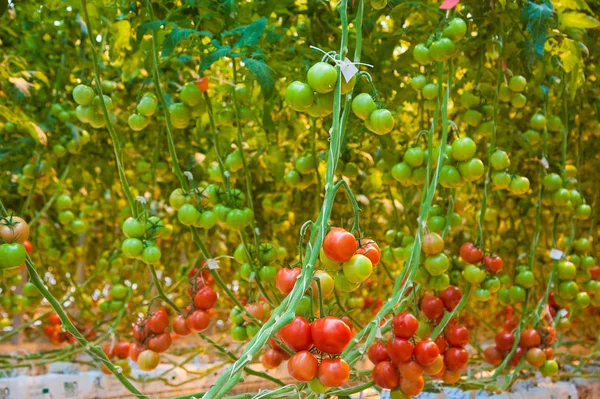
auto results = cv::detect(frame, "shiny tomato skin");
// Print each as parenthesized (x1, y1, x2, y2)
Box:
(368, 341, 390, 364)
(421, 294, 445, 320)
(460, 242, 483, 264)
(287, 350, 319, 381)
(148, 310, 169, 334)
(519, 329, 541, 348)
(495, 331, 515, 352)
(194, 286, 217, 310)
(483, 346, 503, 366)
(508, 346, 525, 367)
(439, 286, 463, 311)
(392, 312, 419, 339)
(356, 238, 381, 265)
(400, 375, 425, 396)
(373, 361, 400, 389)
(318, 358, 350, 387)
(113, 341, 131, 359)
(414, 340, 440, 366)
(398, 360, 423, 381)
(148, 332, 172, 353)
(279, 316, 312, 352)
(484, 255, 503, 273)
(185, 310, 211, 333)
(322, 228, 357, 263)
(172, 315, 191, 336)
(444, 347, 469, 371)
(276, 267, 301, 294)
(311, 316, 352, 354)
(386, 338, 414, 365)
(262, 348, 284, 369)
(446, 325, 470, 348)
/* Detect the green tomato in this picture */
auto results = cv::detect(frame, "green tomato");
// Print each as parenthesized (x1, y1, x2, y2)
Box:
(195, 210, 217, 230)
(226, 209, 250, 230)
(142, 246, 161, 265)
(246, 324, 259, 338)
(515, 270, 535, 288)
(110, 284, 129, 300)
(429, 38, 456, 62)
(306, 92, 333, 117)
(75, 105, 95, 123)
(307, 378, 329, 394)
(404, 147, 424, 168)
(230, 308, 244, 326)
(239, 263, 253, 281)
(574, 292, 590, 309)
(463, 265, 486, 285)
(285, 81, 315, 111)
(69, 219, 87, 234)
(451, 137, 477, 161)
(413, 43, 431, 64)
(72, 85, 95, 106)
(530, 113, 547, 130)
(370, 0, 387, 10)
(508, 75, 527, 92)
(424, 253, 450, 276)
(410, 75, 427, 91)
(231, 326, 248, 342)
(458, 158, 484, 182)
(490, 150, 510, 170)
(483, 276, 501, 293)
(443, 18, 467, 42)
(430, 273, 450, 291)
(137, 93, 158, 116)
(463, 109, 483, 127)
(122, 217, 145, 238)
(509, 176, 530, 196)
(334, 272, 360, 292)
(259, 266, 277, 284)
(511, 93, 527, 108)
(169, 103, 191, 129)
(128, 114, 149, 131)
(540, 360, 559, 377)
(557, 261, 576, 280)
(391, 162, 412, 186)
(509, 285, 527, 303)
(180, 82, 203, 107)
(439, 165, 462, 188)
(366, 109, 395, 135)
(475, 288, 491, 301)
(307, 62, 338, 94)
(342, 254, 373, 284)
(121, 238, 144, 258)
(352, 93, 377, 120)
(295, 295, 312, 317)
(23, 282, 40, 297)
(422, 83, 438, 100)
(295, 154, 316, 174)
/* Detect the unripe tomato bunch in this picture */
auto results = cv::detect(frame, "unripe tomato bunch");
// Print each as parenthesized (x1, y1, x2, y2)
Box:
(72, 84, 115, 129)
(128, 93, 158, 132)
(120, 213, 169, 265)
(54, 193, 89, 235)
(351, 93, 395, 135)
(413, 17, 467, 65)
(229, 301, 268, 342)
(234, 241, 286, 284)
(101, 340, 132, 376)
(541, 169, 590, 217)
(369, 311, 468, 396)
(489, 149, 530, 196)
(98, 283, 131, 314)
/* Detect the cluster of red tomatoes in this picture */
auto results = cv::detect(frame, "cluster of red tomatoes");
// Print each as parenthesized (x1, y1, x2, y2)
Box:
(484, 308, 559, 376)
(130, 308, 173, 371)
(262, 315, 354, 392)
(42, 314, 95, 345)
(368, 311, 468, 396)
(101, 340, 132, 375)
(172, 267, 219, 337)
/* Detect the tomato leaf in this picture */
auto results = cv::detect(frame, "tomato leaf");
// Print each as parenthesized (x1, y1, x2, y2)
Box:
(555, 0, 592, 12)
(242, 58, 275, 99)
(440, 0, 459, 10)
(138, 20, 170, 37)
(559, 12, 600, 29)
(0, 1, 7, 18)
(28, 122, 47, 147)
(222, 18, 267, 48)
(520, 1, 554, 62)
(200, 45, 232, 72)
(163, 28, 213, 57)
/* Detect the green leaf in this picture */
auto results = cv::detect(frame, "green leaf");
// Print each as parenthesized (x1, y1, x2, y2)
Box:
(0, 0, 7, 18)
(223, 18, 267, 48)
(554, 0, 592, 12)
(520, 1, 554, 60)
(559, 12, 600, 29)
(138, 20, 169, 37)
(242, 58, 275, 99)
(110, 20, 132, 62)
(200, 45, 231, 72)
(162, 28, 213, 57)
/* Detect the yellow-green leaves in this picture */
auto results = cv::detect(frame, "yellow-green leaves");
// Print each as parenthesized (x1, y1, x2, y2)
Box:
(559, 12, 600, 29)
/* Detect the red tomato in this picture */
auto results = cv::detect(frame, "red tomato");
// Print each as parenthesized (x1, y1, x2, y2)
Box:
(276, 267, 301, 294)
(414, 340, 440, 366)
(148, 310, 170, 334)
(356, 238, 381, 265)
(387, 338, 414, 365)
(185, 310, 211, 333)
(398, 360, 423, 381)
(446, 325, 469, 348)
(508, 346, 525, 367)
(148, 332, 172, 353)
(502, 318, 517, 332)
(318, 358, 350, 387)
(322, 228, 357, 263)
(434, 336, 447, 353)
(459, 242, 483, 264)
(43, 325, 55, 337)
(392, 312, 419, 339)
(133, 320, 150, 342)
(483, 346, 503, 366)
(196, 77, 209, 92)
(400, 375, 424, 396)
(590, 265, 600, 280)
(129, 343, 145, 362)
(278, 316, 312, 352)
(311, 316, 352, 354)
(194, 286, 218, 310)
(495, 331, 515, 352)
(287, 350, 318, 381)
(49, 314, 61, 325)
(438, 286, 462, 311)
(372, 361, 400, 389)
(367, 341, 390, 365)
(483, 255, 503, 273)
(113, 341, 131, 359)
(543, 326, 556, 345)
(261, 348, 284, 369)
(172, 315, 191, 336)
(444, 347, 468, 371)
(23, 240, 33, 254)
(519, 329, 541, 349)
(544, 347, 554, 359)
(244, 303, 265, 323)
(421, 294, 445, 320)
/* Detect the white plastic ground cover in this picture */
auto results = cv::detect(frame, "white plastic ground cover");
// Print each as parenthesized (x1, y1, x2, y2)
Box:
(0, 372, 104, 398)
